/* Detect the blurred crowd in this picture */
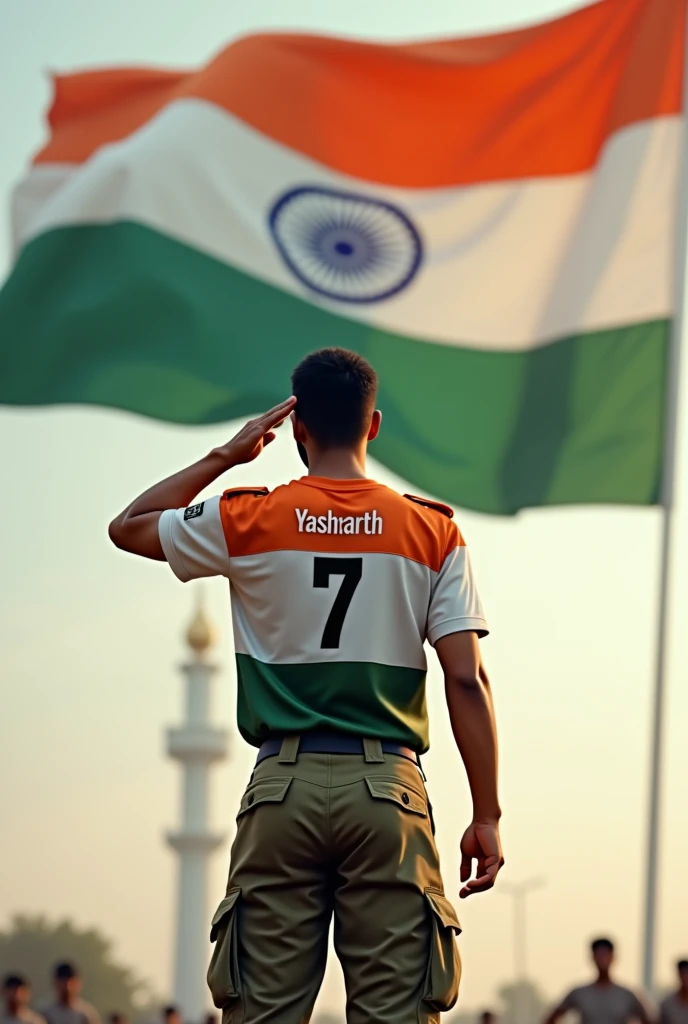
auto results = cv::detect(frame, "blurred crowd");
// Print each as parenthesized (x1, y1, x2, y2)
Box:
(0, 963, 218, 1024)
(473, 941, 688, 1024)
(1, 939, 686, 1024)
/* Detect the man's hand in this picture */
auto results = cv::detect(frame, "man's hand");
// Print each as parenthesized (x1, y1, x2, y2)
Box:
(459, 818, 504, 898)
(212, 397, 297, 467)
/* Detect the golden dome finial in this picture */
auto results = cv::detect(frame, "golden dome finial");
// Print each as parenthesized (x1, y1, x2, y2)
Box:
(186, 593, 216, 654)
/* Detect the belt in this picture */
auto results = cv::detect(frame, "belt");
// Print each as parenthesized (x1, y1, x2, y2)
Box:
(255, 732, 420, 767)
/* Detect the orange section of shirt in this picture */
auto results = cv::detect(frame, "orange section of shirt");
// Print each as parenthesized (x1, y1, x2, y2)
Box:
(218, 477, 461, 573)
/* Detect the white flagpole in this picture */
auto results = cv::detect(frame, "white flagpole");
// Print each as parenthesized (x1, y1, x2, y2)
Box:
(641, 9, 688, 995)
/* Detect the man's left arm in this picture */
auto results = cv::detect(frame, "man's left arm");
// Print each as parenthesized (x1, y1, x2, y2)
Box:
(108, 398, 295, 559)
(631, 992, 655, 1024)
(429, 523, 500, 898)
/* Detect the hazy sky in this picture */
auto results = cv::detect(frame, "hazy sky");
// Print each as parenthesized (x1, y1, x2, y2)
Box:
(2, 0, 688, 1018)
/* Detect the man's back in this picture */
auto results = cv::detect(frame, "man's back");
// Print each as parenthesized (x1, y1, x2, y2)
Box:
(160, 475, 487, 750)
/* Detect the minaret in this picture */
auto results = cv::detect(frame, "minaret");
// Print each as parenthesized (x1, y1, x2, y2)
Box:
(166, 597, 228, 1024)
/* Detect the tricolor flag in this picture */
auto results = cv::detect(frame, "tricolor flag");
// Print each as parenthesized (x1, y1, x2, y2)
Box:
(1, 0, 685, 513)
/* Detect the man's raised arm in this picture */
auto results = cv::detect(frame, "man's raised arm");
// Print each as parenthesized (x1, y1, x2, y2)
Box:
(108, 397, 295, 559)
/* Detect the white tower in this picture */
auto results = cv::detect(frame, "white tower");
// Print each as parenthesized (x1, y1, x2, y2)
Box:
(166, 598, 228, 1024)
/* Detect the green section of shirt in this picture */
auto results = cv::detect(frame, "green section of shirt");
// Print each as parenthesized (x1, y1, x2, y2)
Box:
(235, 654, 429, 752)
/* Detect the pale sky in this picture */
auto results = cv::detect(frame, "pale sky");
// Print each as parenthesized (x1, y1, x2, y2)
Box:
(1, 0, 688, 1018)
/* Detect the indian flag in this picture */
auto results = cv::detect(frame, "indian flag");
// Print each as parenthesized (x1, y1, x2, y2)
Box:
(0, 0, 685, 513)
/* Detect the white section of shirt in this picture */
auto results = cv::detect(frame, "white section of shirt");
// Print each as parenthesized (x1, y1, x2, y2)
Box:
(158, 495, 230, 582)
(228, 549, 434, 669)
(427, 545, 487, 645)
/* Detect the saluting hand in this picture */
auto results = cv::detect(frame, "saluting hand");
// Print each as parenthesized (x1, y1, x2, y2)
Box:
(458, 819, 504, 898)
(213, 397, 297, 467)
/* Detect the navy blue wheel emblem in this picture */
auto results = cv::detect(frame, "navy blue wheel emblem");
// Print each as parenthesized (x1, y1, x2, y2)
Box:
(268, 186, 423, 303)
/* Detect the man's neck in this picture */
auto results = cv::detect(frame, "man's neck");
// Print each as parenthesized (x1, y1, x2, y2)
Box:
(307, 447, 367, 480)
(678, 986, 688, 1003)
(57, 997, 74, 1009)
(595, 972, 613, 986)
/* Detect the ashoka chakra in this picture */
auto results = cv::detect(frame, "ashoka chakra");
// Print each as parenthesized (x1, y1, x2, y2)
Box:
(268, 186, 423, 303)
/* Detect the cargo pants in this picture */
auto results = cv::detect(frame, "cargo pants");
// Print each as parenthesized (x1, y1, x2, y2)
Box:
(207, 738, 462, 1024)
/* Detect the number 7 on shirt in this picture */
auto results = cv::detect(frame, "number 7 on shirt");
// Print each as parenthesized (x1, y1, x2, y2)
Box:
(313, 557, 363, 649)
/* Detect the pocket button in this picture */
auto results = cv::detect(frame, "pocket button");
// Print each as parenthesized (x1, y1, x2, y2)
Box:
(401, 792, 410, 805)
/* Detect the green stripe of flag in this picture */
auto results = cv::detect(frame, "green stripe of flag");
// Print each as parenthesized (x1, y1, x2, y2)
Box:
(0, 222, 669, 514)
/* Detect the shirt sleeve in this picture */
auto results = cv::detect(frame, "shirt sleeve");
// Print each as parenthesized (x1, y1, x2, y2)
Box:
(427, 536, 488, 645)
(158, 495, 230, 582)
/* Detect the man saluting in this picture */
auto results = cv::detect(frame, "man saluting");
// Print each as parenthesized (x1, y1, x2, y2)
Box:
(109, 347, 503, 1024)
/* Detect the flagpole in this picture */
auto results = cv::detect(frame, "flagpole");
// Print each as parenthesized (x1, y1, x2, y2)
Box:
(641, 11, 688, 995)
(642, 509, 676, 996)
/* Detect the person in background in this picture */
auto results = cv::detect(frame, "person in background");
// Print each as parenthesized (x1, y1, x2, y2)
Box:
(543, 938, 653, 1024)
(107, 1014, 129, 1024)
(1, 975, 45, 1024)
(161, 1007, 182, 1024)
(41, 963, 100, 1024)
(479, 1010, 497, 1024)
(660, 960, 688, 1024)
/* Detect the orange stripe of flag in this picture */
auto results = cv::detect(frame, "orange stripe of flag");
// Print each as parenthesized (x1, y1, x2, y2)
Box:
(35, 0, 685, 188)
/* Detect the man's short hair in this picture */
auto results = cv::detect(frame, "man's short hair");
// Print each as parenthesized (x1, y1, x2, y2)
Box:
(3, 975, 28, 990)
(678, 959, 688, 971)
(591, 937, 614, 953)
(54, 963, 78, 980)
(163, 1007, 179, 1019)
(291, 348, 378, 448)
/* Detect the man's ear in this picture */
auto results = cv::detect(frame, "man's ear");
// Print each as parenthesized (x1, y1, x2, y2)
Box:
(367, 409, 382, 442)
(292, 412, 310, 467)
(291, 411, 307, 442)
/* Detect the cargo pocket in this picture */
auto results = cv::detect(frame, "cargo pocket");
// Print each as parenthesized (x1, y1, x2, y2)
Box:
(236, 776, 292, 818)
(207, 888, 241, 1010)
(364, 777, 427, 816)
(422, 888, 462, 1013)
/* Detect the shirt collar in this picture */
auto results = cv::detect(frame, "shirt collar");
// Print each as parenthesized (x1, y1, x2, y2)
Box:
(298, 475, 381, 491)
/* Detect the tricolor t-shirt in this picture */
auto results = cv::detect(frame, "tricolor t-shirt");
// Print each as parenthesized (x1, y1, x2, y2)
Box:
(159, 476, 488, 751)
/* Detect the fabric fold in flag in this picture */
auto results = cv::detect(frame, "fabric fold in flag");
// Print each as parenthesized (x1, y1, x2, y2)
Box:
(0, 0, 685, 513)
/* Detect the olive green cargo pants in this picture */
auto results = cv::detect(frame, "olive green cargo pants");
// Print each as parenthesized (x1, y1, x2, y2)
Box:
(207, 739, 461, 1024)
